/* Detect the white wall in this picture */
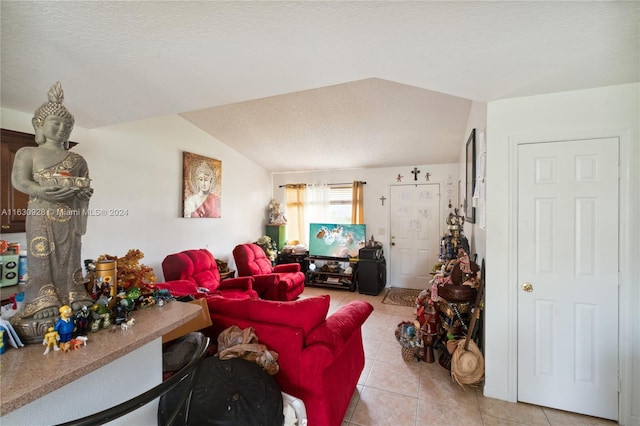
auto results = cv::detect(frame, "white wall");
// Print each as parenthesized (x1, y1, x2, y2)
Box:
(1, 108, 273, 278)
(459, 100, 487, 263)
(485, 83, 639, 425)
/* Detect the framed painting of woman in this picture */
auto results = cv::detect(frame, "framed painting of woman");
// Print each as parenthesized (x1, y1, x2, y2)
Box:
(183, 151, 221, 218)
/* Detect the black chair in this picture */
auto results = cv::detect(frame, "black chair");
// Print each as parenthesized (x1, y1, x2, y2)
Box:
(57, 332, 210, 426)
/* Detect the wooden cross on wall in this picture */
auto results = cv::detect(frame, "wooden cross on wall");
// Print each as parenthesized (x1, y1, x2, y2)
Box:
(411, 167, 420, 181)
(380, 196, 386, 206)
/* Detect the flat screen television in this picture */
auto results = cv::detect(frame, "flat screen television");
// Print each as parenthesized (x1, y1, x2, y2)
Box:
(308, 223, 367, 258)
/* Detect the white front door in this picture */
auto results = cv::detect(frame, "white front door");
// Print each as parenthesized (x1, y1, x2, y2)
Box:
(389, 184, 440, 288)
(517, 138, 619, 420)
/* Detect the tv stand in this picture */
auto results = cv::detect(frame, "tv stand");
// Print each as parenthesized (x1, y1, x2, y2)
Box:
(305, 255, 358, 292)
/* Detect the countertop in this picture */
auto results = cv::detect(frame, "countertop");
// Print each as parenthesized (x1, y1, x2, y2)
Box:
(0, 300, 201, 415)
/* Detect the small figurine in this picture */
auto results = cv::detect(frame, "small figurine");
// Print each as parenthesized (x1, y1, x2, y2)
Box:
(139, 296, 155, 308)
(42, 326, 60, 354)
(267, 199, 287, 225)
(153, 289, 173, 305)
(114, 299, 130, 325)
(421, 299, 439, 363)
(54, 305, 76, 344)
(121, 317, 135, 331)
(69, 336, 87, 350)
(90, 303, 112, 332)
(75, 305, 91, 336)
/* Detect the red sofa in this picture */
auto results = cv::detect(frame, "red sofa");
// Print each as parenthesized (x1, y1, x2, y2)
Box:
(156, 249, 258, 300)
(206, 295, 374, 426)
(232, 243, 305, 301)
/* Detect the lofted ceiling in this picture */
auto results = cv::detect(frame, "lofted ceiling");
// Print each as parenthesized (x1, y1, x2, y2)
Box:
(1, 1, 638, 172)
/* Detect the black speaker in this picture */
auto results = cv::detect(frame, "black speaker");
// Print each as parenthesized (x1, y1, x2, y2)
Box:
(359, 245, 383, 260)
(357, 257, 386, 296)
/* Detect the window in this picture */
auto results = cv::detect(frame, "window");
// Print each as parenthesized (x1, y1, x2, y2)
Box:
(284, 183, 354, 245)
(326, 185, 353, 224)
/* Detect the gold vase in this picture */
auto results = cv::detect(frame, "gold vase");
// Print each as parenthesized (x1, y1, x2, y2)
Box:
(95, 259, 118, 310)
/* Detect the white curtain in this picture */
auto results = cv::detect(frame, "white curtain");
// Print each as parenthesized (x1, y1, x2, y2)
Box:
(303, 183, 331, 245)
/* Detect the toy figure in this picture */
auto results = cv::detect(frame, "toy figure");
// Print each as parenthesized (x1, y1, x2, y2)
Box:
(75, 305, 91, 336)
(114, 299, 129, 325)
(90, 303, 112, 332)
(42, 326, 60, 354)
(54, 305, 75, 343)
(421, 299, 439, 363)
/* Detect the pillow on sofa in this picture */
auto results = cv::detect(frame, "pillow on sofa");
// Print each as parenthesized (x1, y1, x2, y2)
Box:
(209, 295, 331, 336)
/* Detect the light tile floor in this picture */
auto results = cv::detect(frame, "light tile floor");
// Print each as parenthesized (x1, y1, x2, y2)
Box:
(299, 286, 617, 426)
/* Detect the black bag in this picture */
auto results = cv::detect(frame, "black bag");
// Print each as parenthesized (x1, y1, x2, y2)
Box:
(158, 356, 283, 426)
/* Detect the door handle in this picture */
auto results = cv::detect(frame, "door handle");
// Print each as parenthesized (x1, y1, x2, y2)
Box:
(522, 282, 533, 292)
(390, 235, 395, 246)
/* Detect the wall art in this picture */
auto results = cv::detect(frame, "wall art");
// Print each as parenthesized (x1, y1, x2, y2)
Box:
(464, 129, 476, 223)
(183, 151, 221, 218)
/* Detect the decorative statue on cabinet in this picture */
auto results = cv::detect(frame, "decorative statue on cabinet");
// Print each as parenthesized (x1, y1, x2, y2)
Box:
(439, 208, 470, 261)
(267, 199, 287, 225)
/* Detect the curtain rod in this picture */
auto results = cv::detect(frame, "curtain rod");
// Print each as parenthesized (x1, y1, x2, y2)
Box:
(278, 181, 366, 188)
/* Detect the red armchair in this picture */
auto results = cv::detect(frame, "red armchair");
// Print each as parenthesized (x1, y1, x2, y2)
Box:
(206, 295, 374, 426)
(232, 243, 305, 301)
(155, 249, 257, 300)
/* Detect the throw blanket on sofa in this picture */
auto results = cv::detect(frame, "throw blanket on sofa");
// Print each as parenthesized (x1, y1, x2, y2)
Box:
(217, 325, 280, 375)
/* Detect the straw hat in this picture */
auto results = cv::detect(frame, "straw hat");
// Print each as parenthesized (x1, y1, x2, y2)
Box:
(450, 339, 484, 389)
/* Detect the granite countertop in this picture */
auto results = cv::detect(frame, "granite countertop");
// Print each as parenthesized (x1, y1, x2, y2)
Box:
(0, 300, 201, 415)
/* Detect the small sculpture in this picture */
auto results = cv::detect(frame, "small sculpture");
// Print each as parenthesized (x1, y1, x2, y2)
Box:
(439, 208, 470, 260)
(42, 327, 60, 355)
(267, 199, 287, 225)
(69, 336, 87, 350)
(54, 305, 75, 344)
(89, 303, 112, 332)
(75, 305, 91, 336)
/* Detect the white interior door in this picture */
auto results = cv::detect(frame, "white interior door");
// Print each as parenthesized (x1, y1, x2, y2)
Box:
(389, 184, 440, 289)
(517, 138, 619, 420)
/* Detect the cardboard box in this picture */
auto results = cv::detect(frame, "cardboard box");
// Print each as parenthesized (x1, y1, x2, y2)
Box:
(162, 298, 212, 343)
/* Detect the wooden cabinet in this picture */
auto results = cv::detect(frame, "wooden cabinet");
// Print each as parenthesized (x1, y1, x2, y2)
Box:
(1, 129, 77, 234)
(1, 129, 37, 233)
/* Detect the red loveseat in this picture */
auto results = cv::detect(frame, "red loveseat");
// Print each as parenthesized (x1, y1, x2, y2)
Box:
(156, 249, 258, 300)
(205, 295, 374, 426)
(232, 243, 305, 301)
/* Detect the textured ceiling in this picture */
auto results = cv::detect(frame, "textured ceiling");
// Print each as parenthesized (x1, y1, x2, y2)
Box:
(1, 1, 638, 172)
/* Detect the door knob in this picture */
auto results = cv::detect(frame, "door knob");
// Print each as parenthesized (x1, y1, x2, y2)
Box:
(522, 282, 533, 292)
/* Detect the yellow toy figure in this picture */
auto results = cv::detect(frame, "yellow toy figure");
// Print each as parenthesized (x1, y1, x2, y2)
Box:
(42, 327, 60, 354)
